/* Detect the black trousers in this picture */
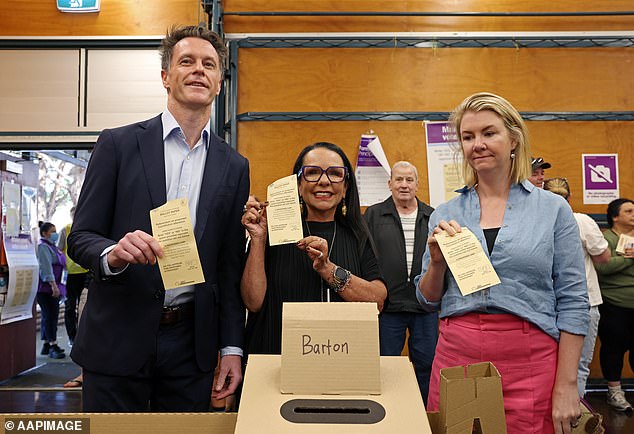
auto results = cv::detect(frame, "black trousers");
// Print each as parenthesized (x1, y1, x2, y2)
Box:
(37, 292, 60, 342)
(598, 300, 634, 382)
(64, 272, 88, 343)
(82, 315, 213, 412)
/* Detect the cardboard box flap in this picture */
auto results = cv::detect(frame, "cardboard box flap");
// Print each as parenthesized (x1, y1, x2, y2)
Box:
(439, 362, 507, 434)
(281, 302, 380, 395)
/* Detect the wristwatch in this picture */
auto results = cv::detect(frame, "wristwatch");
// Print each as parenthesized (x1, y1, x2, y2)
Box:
(331, 266, 351, 293)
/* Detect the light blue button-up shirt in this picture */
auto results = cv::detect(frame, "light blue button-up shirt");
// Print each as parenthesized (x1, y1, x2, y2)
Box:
(161, 110, 209, 307)
(100, 109, 209, 305)
(415, 180, 589, 341)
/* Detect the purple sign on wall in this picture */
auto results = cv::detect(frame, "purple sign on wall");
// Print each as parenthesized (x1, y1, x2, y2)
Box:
(425, 122, 457, 145)
(356, 135, 382, 167)
(582, 154, 619, 204)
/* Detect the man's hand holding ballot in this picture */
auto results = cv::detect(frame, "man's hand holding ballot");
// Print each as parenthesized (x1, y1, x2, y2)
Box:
(150, 199, 205, 290)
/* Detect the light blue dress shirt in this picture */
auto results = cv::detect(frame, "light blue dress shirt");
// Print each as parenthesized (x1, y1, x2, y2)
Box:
(415, 180, 589, 341)
(101, 110, 241, 357)
(161, 110, 209, 307)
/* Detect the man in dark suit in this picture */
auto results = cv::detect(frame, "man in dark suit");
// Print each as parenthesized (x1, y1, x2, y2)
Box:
(68, 25, 249, 412)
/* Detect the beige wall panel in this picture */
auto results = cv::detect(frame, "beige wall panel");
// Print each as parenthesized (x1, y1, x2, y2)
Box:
(237, 121, 634, 214)
(86, 50, 167, 129)
(238, 48, 634, 113)
(224, 0, 634, 33)
(0, 0, 203, 36)
(0, 50, 79, 131)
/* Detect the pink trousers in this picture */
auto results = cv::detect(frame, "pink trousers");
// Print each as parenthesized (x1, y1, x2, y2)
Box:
(427, 313, 558, 434)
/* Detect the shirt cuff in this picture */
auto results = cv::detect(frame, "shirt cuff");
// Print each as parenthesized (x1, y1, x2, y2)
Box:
(100, 245, 128, 276)
(220, 346, 243, 358)
(416, 286, 441, 310)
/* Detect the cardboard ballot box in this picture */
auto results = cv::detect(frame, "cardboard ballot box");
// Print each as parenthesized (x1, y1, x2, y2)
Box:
(437, 362, 507, 434)
(235, 354, 432, 434)
(281, 302, 380, 395)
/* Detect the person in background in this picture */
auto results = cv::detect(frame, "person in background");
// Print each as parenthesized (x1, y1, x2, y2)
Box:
(241, 142, 387, 355)
(595, 198, 634, 412)
(64, 276, 91, 388)
(543, 177, 610, 397)
(57, 206, 89, 347)
(36, 221, 67, 360)
(416, 92, 588, 434)
(364, 161, 437, 403)
(67, 25, 249, 412)
(529, 156, 551, 188)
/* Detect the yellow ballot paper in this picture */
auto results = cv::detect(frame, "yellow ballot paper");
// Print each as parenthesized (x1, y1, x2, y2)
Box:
(149, 199, 205, 290)
(434, 227, 501, 296)
(267, 174, 303, 246)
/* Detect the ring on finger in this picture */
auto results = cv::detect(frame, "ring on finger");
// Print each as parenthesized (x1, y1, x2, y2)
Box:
(242, 204, 247, 212)
(318, 251, 323, 259)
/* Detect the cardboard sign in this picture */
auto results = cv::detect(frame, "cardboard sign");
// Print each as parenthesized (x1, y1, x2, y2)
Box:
(236, 355, 432, 434)
(281, 302, 380, 395)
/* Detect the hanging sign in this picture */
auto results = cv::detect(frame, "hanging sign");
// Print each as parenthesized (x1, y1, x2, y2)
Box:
(57, 0, 100, 13)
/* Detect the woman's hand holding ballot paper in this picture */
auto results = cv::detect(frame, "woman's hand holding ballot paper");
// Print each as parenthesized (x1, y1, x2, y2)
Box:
(242, 196, 268, 241)
(431, 223, 501, 297)
(418, 219, 461, 302)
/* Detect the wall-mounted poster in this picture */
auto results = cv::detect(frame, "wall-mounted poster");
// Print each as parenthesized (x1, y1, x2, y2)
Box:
(424, 121, 462, 208)
(582, 154, 619, 204)
(355, 134, 391, 207)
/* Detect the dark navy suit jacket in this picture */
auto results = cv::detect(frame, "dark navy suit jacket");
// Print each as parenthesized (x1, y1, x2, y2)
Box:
(68, 114, 249, 375)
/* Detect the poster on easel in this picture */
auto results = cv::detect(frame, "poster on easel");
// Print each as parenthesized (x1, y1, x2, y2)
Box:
(0, 233, 38, 325)
(355, 134, 391, 206)
(424, 121, 463, 208)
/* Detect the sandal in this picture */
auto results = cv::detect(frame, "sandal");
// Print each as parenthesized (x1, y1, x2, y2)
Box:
(63, 376, 83, 388)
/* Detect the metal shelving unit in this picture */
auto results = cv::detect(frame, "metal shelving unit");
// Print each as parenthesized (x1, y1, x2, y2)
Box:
(217, 29, 634, 149)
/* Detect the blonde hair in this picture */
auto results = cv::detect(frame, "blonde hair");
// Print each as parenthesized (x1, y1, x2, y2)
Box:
(543, 178, 570, 200)
(449, 92, 532, 187)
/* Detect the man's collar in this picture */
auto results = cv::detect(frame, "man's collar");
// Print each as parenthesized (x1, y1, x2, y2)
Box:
(161, 109, 210, 149)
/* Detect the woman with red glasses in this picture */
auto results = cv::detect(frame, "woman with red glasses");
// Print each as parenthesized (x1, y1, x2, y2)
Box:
(241, 142, 387, 355)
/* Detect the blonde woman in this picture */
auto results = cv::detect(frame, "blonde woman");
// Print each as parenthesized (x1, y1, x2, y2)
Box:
(416, 93, 589, 434)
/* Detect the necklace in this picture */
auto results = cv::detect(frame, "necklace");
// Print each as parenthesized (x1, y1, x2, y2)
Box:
(306, 220, 336, 302)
